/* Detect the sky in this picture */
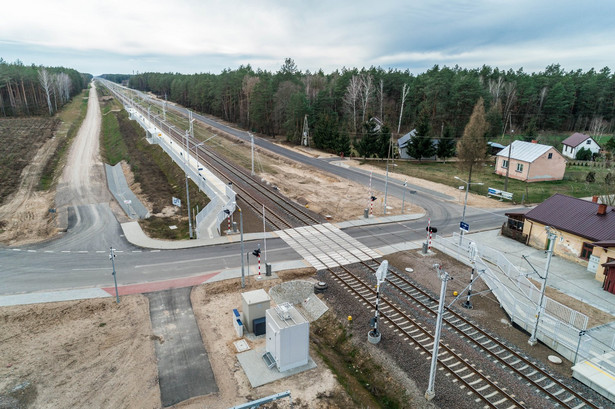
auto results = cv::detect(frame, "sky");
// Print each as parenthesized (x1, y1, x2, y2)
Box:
(1, 0, 614, 76)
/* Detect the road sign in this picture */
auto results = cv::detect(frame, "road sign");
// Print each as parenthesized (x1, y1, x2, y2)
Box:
(460, 221, 469, 232)
(488, 187, 513, 200)
(172, 197, 181, 207)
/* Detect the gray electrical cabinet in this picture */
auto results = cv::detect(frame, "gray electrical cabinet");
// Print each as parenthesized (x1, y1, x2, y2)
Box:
(265, 303, 309, 372)
(241, 289, 271, 333)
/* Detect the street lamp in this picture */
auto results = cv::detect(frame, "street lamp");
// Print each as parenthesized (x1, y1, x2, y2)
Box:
(454, 176, 483, 245)
(232, 200, 245, 288)
(184, 130, 193, 239)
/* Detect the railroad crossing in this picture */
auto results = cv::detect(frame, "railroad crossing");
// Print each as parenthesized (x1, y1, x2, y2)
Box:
(276, 223, 381, 270)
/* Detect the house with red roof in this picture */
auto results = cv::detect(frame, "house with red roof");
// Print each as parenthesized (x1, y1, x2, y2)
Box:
(522, 194, 615, 292)
(561, 132, 601, 159)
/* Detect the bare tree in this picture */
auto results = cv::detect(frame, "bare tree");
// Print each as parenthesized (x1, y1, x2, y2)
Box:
(457, 97, 489, 184)
(38, 68, 53, 115)
(241, 75, 259, 128)
(359, 74, 373, 123)
(378, 78, 384, 120)
(488, 77, 504, 103)
(343, 75, 361, 133)
(590, 116, 608, 137)
(397, 83, 410, 134)
(501, 81, 517, 136)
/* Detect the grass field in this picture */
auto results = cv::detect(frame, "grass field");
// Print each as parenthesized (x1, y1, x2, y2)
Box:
(368, 159, 614, 204)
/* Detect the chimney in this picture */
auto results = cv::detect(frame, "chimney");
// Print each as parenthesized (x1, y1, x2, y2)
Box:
(592, 195, 599, 203)
(597, 203, 607, 216)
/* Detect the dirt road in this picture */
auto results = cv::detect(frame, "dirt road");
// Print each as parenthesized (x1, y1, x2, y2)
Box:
(45, 84, 127, 251)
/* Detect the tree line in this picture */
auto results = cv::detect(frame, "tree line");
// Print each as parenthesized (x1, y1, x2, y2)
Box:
(116, 60, 615, 157)
(0, 59, 91, 117)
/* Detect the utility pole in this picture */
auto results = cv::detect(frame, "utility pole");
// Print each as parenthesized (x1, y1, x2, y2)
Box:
(383, 137, 392, 215)
(529, 226, 556, 346)
(109, 247, 119, 304)
(425, 264, 452, 401)
(184, 130, 193, 239)
(238, 203, 245, 288)
(504, 142, 513, 192)
(401, 180, 407, 213)
(250, 133, 255, 176)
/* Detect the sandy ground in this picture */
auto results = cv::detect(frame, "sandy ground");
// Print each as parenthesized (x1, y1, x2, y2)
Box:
(0, 130, 60, 245)
(272, 143, 512, 211)
(0, 84, 110, 246)
(186, 277, 349, 409)
(0, 296, 160, 409)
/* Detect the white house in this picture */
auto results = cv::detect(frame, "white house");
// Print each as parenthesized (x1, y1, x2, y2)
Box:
(561, 133, 601, 159)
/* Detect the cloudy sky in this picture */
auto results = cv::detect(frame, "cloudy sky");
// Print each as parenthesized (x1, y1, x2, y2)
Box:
(1, 0, 614, 76)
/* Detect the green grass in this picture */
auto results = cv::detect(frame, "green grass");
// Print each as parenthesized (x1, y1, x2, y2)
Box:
(100, 100, 129, 165)
(369, 160, 614, 204)
(39, 90, 89, 190)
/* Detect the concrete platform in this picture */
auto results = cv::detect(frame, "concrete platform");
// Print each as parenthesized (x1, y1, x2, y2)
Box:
(237, 346, 316, 388)
(573, 351, 615, 403)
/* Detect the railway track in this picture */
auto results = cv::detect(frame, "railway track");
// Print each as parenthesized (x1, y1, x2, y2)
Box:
(103, 82, 324, 230)
(326, 260, 602, 408)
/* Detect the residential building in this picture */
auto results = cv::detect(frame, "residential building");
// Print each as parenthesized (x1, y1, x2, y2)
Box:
(495, 140, 566, 182)
(561, 132, 601, 159)
(521, 194, 615, 292)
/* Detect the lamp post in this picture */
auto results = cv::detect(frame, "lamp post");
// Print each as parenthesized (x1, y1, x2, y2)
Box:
(184, 130, 193, 239)
(454, 176, 483, 245)
(529, 226, 557, 346)
(234, 201, 245, 288)
(383, 136, 392, 215)
(401, 180, 408, 213)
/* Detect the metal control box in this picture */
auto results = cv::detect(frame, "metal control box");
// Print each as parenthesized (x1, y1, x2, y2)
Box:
(265, 303, 309, 372)
(241, 289, 271, 333)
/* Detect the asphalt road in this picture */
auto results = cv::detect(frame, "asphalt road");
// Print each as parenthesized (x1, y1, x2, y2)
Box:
(0, 84, 514, 296)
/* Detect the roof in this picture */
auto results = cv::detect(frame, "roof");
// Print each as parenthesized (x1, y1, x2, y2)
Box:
(496, 140, 555, 163)
(562, 132, 593, 148)
(525, 194, 615, 241)
(397, 129, 416, 148)
(488, 141, 506, 149)
(592, 240, 615, 248)
(603, 260, 615, 267)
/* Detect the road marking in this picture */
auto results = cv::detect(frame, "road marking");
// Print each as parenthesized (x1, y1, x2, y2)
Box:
(150, 250, 161, 252)
(12, 249, 21, 252)
(71, 267, 109, 271)
(27, 250, 37, 253)
(44, 251, 54, 253)
(61, 251, 71, 253)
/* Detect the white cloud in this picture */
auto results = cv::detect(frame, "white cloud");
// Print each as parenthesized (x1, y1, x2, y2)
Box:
(1, 0, 614, 74)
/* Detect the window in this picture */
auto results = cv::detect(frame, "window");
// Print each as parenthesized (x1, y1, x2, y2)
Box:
(516, 163, 523, 172)
(586, 140, 591, 145)
(580, 242, 594, 260)
(548, 153, 553, 159)
(502, 159, 508, 169)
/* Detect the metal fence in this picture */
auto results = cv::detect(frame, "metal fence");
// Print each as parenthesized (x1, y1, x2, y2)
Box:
(432, 233, 601, 362)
